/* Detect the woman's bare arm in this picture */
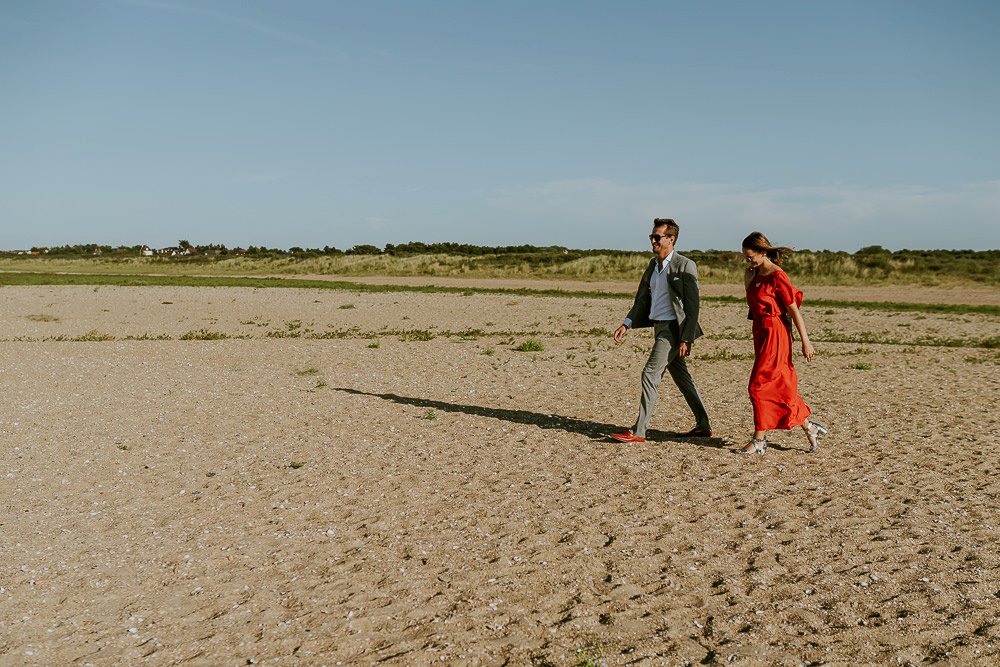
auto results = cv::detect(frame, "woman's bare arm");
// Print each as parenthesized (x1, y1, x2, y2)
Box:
(786, 302, 815, 361)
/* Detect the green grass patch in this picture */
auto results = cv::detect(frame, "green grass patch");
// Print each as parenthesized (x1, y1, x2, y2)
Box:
(399, 329, 435, 341)
(58, 329, 117, 342)
(696, 347, 755, 361)
(456, 328, 487, 339)
(515, 338, 545, 352)
(813, 330, 999, 349)
(123, 333, 173, 341)
(180, 329, 229, 340)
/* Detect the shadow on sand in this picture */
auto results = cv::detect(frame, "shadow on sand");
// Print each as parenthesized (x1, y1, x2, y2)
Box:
(333, 387, 726, 447)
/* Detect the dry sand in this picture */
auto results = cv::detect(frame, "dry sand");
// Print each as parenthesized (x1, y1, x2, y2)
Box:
(1, 283, 997, 665)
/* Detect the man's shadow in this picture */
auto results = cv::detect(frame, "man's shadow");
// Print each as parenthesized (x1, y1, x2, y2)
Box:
(333, 387, 725, 447)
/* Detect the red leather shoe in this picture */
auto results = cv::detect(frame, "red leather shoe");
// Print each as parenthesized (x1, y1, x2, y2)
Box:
(681, 427, 713, 438)
(610, 431, 646, 443)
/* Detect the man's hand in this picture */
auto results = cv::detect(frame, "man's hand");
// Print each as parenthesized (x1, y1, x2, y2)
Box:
(678, 341, 691, 357)
(614, 324, 628, 343)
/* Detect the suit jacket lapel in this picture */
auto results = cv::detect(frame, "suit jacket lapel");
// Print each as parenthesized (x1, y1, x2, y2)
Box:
(643, 258, 656, 291)
(666, 254, 684, 312)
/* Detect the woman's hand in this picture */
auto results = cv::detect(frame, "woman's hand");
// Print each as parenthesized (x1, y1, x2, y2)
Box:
(802, 341, 816, 361)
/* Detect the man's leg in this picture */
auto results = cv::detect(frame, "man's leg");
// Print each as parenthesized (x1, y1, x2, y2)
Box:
(632, 323, 675, 438)
(665, 328, 711, 431)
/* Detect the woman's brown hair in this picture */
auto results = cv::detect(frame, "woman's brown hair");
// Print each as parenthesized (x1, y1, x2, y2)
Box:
(742, 231, 794, 266)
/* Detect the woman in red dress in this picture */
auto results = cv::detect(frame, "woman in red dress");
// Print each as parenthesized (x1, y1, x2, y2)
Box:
(738, 232, 828, 455)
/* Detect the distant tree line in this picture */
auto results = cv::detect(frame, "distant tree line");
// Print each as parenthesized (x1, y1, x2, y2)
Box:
(26, 240, 628, 259)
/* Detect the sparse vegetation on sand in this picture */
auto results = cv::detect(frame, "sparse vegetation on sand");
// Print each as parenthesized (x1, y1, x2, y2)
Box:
(2, 280, 997, 664)
(3, 271, 997, 316)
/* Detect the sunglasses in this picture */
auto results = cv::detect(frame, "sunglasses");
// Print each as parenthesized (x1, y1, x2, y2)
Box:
(649, 234, 674, 242)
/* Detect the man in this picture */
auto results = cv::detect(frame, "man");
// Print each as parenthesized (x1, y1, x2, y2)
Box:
(611, 218, 712, 443)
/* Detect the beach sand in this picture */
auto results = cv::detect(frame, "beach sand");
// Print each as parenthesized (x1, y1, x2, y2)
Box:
(1, 283, 997, 665)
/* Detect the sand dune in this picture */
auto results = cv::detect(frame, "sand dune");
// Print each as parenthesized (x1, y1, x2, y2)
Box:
(1, 284, 997, 664)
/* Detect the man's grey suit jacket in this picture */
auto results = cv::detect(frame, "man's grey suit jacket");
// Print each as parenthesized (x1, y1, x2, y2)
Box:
(625, 252, 704, 343)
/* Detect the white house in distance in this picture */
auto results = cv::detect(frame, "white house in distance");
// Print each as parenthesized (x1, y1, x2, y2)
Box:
(155, 246, 197, 256)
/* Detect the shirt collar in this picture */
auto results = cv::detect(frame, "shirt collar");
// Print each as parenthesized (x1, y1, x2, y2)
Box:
(656, 251, 674, 270)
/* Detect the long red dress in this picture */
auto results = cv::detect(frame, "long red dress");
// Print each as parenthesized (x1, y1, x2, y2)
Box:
(746, 269, 811, 430)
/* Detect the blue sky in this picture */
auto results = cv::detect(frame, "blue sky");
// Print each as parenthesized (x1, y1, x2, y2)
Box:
(2, 0, 998, 252)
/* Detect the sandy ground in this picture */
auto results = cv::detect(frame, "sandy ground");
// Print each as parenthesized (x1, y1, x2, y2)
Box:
(1, 283, 997, 665)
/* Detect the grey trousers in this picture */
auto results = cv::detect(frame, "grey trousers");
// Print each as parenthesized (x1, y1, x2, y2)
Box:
(632, 320, 711, 437)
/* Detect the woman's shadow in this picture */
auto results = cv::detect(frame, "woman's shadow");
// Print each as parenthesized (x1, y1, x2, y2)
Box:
(332, 387, 726, 447)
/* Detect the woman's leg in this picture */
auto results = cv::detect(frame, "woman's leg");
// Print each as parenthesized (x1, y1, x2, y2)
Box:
(737, 429, 768, 454)
(801, 419, 829, 452)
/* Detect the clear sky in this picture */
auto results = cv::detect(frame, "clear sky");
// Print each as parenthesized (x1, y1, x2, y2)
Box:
(3, 0, 999, 252)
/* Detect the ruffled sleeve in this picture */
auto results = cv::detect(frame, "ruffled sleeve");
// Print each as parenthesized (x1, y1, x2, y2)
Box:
(774, 270, 803, 310)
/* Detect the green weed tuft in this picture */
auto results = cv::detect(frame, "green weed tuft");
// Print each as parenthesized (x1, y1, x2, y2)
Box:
(516, 338, 544, 352)
(68, 329, 116, 341)
(180, 329, 229, 340)
(123, 333, 173, 341)
(400, 330, 435, 341)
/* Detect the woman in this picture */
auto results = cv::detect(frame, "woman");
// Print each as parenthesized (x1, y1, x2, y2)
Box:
(739, 232, 827, 454)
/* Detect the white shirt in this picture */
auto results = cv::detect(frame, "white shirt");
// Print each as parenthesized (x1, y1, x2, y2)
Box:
(624, 251, 676, 327)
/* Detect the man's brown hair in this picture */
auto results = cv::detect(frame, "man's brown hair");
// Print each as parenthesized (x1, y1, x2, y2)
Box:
(653, 217, 679, 239)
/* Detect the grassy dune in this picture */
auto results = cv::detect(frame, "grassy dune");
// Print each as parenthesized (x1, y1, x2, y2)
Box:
(1, 246, 997, 285)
